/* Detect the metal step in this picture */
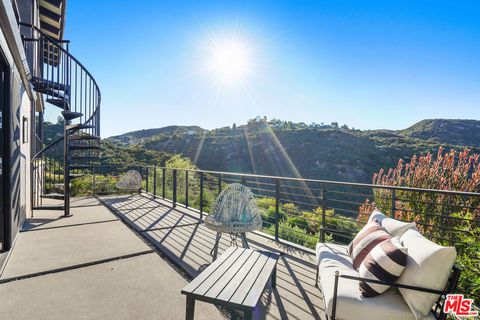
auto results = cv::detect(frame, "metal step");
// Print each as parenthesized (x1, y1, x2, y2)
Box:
(31, 77, 70, 92)
(62, 110, 83, 121)
(46, 98, 70, 109)
(66, 124, 95, 131)
(33, 205, 65, 211)
(69, 135, 100, 141)
(40, 193, 64, 200)
(69, 145, 100, 151)
(37, 88, 70, 100)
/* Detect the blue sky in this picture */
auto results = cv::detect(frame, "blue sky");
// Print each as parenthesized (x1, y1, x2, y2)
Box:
(63, 1, 480, 138)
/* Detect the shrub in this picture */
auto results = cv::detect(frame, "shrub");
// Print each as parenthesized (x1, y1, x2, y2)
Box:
(324, 211, 360, 244)
(286, 215, 310, 231)
(265, 220, 326, 249)
(257, 197, 276, 209)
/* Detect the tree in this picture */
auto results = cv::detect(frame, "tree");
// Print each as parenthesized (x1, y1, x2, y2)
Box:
(341, 124, 349, 130)
(331, 122, 339, 128)
(232, 123, 236, 131)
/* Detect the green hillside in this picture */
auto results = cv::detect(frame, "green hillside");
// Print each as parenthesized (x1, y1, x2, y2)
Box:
(108, 126, 205, 145)
(398, 119, 480, 147)
(105, 119, 480, 183)
(43, 120, 173, 166)
(44, 118, 480, 183)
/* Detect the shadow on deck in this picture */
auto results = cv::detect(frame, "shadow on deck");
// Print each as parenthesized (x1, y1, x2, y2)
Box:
(100, 194, 326, 320)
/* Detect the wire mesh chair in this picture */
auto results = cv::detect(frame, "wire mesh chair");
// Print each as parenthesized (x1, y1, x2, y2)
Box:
(205, 183, 262, 261)
(115, 170, 142, 195)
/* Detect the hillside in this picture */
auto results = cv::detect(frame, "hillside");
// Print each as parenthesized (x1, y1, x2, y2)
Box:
(43, 120, 174, 166)
(108, 126, 205, 145)
(398, 119, 480, 147)
(44, 118, 480, 183)
(105, 119, 480, 183)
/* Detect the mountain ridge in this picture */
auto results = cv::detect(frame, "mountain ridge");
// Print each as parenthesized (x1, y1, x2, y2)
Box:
(104, 119, 480, 183)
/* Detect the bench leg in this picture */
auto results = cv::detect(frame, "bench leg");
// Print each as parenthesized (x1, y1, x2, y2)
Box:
(186, 296, 195, 320)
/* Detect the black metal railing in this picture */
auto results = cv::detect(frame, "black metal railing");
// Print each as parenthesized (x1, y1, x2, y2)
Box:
(67, 164, 480, 300)
(72, 165, 479, 249)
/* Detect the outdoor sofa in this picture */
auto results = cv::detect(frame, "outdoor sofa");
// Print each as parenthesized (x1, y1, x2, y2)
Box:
(315, 209, 460, 320)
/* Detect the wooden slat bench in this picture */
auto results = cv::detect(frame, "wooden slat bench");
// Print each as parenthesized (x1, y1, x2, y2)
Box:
(181, 247, 279, 320)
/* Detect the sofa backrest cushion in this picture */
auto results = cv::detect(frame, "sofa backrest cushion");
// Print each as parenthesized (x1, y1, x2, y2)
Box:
(347, 220, 391, 269)
(398, 229, 457, 319)
(368, 209, 417, 237)
(358, 237, 408, 297)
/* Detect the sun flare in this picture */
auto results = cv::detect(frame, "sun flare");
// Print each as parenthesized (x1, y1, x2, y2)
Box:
(207, 39, 252, 85)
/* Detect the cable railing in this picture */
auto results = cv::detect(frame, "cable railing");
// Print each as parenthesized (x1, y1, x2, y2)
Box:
(67, 164, 480, 300)
(72, 165, 479, 247)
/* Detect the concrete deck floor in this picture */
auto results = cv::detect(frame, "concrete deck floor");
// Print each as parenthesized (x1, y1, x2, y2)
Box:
(0, 197, 224, 320)
(100, 194, 325, 320)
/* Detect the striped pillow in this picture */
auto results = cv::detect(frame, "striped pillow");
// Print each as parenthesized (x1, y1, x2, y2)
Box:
(347, 220, 390, 269)
(358, 237, 408, 297)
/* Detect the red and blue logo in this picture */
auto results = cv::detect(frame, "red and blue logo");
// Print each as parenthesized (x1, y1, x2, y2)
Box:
(443, 294, 478, 318)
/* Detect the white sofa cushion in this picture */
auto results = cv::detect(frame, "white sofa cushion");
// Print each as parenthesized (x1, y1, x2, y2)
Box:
(316, 243, 432, 320)
(398, 229, 457, 319)
(368, 209, 417, 237)
(347, 220, 390, 269)
(358, 237, 408, 297)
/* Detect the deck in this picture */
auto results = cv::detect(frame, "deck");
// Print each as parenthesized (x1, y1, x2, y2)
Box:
(0, 195, 325, 319)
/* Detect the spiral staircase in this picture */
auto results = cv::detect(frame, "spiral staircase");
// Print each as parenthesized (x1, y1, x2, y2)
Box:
(22, 23, 101, 216)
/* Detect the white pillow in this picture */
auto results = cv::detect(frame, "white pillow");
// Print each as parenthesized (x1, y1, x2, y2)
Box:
(368, 209, 417, 237)
(397, 229, 457, 319)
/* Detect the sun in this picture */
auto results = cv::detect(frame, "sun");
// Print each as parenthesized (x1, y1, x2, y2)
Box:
(207, 38, 252, 85)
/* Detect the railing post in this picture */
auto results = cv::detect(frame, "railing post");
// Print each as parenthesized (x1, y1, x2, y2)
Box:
(146, 167, 149, 194)
(92, 167, 96, 196)
(153, 165, 157, 198)
(200, 172, 204, 218)
(172, 169, 177, 207)
(162, 168, 166, 199)
(241, 176, 246, 185)
(320, 185, 326, 243)
(63, 122, 70, 217)
(218, 173, 222, 195)
(30, 163, 34, 215)
(390, 189, 396, 218)
(185, 170, 189, 207)
(275, 179, 280, 242)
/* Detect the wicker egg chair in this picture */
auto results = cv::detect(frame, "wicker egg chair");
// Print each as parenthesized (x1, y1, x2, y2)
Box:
(116, 170, 142, 194)
(205, 183, 262, 261)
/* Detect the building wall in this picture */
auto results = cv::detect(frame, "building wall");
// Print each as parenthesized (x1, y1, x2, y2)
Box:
(0, 0, 36, 271)
(8, 70, 29, 243)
